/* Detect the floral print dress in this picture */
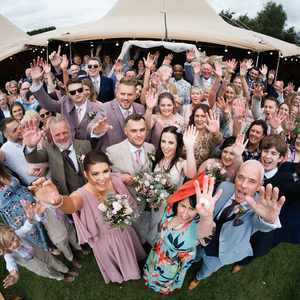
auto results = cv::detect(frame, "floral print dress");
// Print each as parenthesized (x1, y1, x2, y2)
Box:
(144, 205, 200, 294)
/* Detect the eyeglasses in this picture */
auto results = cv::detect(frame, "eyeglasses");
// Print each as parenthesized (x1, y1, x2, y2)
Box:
(88, 64, 100, 69)
(68, 87, 83, 95)
(40, 111, 51, 118)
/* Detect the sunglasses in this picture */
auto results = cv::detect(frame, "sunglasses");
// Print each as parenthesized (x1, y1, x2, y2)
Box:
(88, 64, 100, 69)
(68, 87, 83, 95)
(40, 111, 51, 118)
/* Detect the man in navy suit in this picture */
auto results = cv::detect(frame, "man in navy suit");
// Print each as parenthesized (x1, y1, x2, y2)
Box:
(189, 160, 285, 290)
(86, 57, 114, 103)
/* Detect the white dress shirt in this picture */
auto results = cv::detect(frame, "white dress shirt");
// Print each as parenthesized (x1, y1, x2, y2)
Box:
(75, 100, 88, 124)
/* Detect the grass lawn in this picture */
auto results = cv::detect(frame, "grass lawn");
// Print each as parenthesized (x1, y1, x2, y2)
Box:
(1, 243, 299, 300)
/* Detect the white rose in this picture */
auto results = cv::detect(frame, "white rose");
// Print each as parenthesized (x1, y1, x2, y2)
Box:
(144, 180, 150, 187)
(98, 203, 107, 212)
(112, 201, 123, 212)
(125, 207, 133, 215)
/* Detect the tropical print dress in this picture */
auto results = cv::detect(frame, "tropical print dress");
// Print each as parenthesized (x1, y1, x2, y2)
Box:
(144, 205, 200, 294)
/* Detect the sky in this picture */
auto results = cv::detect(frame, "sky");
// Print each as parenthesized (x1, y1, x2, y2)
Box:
(0, 0, 299, 32)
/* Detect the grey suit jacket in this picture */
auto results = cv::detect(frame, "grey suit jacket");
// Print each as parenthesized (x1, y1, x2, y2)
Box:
(92, 99, 145, 152)
(106, 139, 155, 175)
(25, 139, 91, 195)
(211, 182, 281, 265)
(33, 86, 105, 140)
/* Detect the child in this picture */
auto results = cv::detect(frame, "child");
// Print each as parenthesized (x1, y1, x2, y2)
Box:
(0, 202, 77, 289)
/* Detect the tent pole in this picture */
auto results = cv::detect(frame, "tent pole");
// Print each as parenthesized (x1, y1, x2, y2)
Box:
(46, 42, 49, 63)
(275, 52, 281, 81)
(69, 41, 72, 64)
(255, 52, 260, 67)
(163, 12, 168, 41)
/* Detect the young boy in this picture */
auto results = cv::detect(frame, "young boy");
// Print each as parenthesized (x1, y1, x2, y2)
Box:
(0, 203, 77, 289)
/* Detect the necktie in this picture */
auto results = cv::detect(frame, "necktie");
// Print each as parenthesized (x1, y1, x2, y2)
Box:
(135, 149, 142, 168)
(93, 79, 99, 95)
(218, 200, 239, 222)
(62, 150, 77, 172)
(77, 107, 83, 123)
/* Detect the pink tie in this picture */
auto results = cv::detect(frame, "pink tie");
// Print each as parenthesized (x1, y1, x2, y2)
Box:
(135, 149, 142, 167)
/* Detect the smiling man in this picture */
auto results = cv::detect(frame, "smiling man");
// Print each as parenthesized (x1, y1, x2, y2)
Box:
(30, 58, 105, 140)
(189, 160, 285, 290)
(91, 78, 145, 151)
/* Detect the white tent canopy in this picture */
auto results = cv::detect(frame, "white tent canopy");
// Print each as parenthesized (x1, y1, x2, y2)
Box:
(28, 0, 300, 57)
(1, 0, 300, 61)
(0, 15, 29, 61)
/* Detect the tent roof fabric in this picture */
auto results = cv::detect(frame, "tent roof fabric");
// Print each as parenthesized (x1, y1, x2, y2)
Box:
(0, 15, 29, 61)
(2, 0, 300, 61)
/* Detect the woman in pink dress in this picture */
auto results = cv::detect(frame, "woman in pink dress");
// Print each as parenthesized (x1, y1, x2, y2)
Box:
(29, 151, 145, 284)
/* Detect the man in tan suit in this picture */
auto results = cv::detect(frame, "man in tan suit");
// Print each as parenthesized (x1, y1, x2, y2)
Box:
(106, 114, 155, 243)
(23, 115, 91, 195)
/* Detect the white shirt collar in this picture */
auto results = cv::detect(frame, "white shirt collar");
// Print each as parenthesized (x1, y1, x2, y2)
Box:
(127, 139, 144, 153)
(264, 168, 278, 179)
(59, 143, 74, 153)
(118, 104, 133, 117)
(74, 100, 88, 110)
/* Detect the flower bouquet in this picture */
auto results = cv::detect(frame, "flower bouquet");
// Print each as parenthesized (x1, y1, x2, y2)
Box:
(205, 161, 227, 183)
(133, 171, 176, 209)
(98, 193, 138, 228)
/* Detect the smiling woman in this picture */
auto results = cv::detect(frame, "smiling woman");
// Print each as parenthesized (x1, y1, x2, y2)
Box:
(30, 150, 145, 284)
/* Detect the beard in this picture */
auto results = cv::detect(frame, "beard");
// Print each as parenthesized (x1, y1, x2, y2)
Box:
(54, 140, 72, 151)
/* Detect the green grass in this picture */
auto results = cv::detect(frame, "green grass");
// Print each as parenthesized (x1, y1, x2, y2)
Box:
(1, 243, 300, 300)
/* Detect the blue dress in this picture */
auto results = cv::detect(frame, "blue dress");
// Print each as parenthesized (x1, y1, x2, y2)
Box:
(144, 205, 199, 294)
(0, 176, 48, 251)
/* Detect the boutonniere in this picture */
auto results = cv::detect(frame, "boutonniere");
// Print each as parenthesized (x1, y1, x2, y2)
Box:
(233, 206, 249, 226)
(88, 111, 97, 120)
(76, 154, 85, 164)
(147, 152, 156, 169)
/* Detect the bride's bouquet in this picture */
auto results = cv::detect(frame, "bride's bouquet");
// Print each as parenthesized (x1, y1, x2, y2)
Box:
(98, 193, 138, 228)
(133, 171, 176, 209)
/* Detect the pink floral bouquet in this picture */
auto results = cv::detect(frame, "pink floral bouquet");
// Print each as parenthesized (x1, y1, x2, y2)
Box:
(133, 171, 176, 209)
(98, 193, 138, 228)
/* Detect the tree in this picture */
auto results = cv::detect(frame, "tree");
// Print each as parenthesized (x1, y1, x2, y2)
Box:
(219, 1, 299, 44)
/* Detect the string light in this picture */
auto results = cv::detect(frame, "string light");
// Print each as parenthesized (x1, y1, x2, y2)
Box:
(270, 52, 273, 55)
(247, 50, 251, 54)
(284, 58, 288, 61)
(65, 43, 69, 46)
(224, 48, 228, 53)
(115, 42, 119, 46)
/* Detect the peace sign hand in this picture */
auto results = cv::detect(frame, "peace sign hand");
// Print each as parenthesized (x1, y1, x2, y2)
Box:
(194, 176, 223, 218)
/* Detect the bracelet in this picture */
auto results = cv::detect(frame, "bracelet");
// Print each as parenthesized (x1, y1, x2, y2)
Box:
(50, 196, 64, 209)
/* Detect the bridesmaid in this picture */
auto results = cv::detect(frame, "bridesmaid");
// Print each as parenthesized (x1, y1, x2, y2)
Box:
(30, 150, 145, 284)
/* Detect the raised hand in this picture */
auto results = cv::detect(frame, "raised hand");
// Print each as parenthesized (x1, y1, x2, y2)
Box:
(269, 111, 286, 130)
(92, 117, 113, 135)
(30, 57, 45, 82)
(183, 125, 198, 150)
(43, 62, 52, 74)
(162, 53, 173, 65)
(192, 62, 201, 75)
(3, 271, 19, 289)
(284, 82, 295, 95)
(60, 54, 69, 70)
(29, 178, 62, 207)
(252, 84, 265, 98)
(194, 176, 222, 217)
(145, 90, 158, 110)
(186, 48, 196, 62)
(22, 119, 42, 148)
(245, 184, 285, 224)
(143, 53, 155, 69)
(216, 96, 230, 115)
(245, 59, 254, 70)
(259, 64, 268, 76)
(205, 110, 220, 134)
(214, 62, 223, 79)
(49, 45, 62, 68)
(239, 60, 248, 77)
(232, 99, 246, 119)
(232, 133, 248, 156)
(226, 59, 237, 74)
